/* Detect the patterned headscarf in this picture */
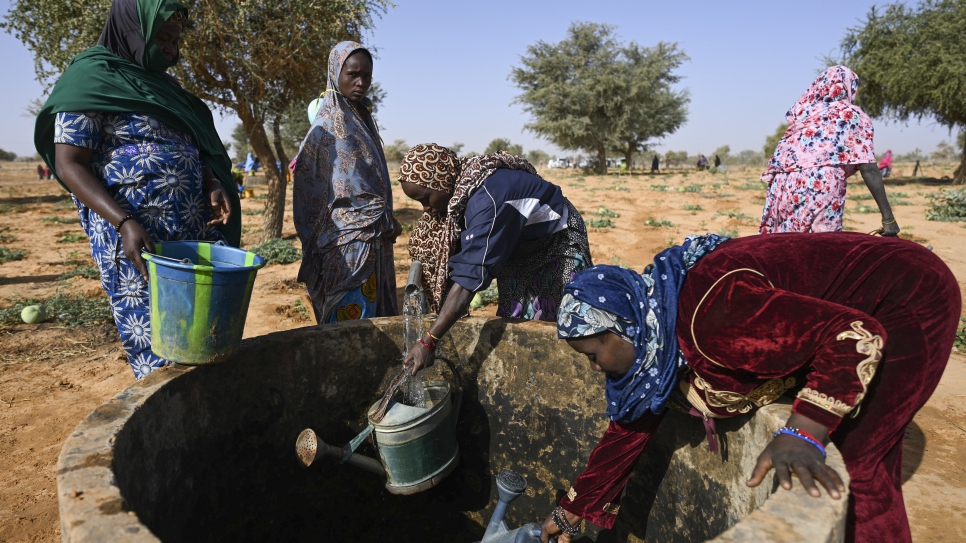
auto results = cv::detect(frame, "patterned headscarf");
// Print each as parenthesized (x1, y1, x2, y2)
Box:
(293, 41, 394, 321)
(403, 148, 537, 312)
(399, 143, 462, 192)
(762, 66, 876, 185)
(557, 234, 730, 423)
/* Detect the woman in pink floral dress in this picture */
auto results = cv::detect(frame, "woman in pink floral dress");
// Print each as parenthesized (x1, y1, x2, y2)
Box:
(759, 66, 899, 236)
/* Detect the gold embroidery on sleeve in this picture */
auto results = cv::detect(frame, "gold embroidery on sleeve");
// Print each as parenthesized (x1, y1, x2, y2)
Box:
(690, 268, 774, 368)
(602, 503, 620, 515)
(797, 321, 884, 418)
(796, 388, 853, 417)
(567, 487, 577, 501)
(688, 373, 796, 415)
(836, 320, 883, 417)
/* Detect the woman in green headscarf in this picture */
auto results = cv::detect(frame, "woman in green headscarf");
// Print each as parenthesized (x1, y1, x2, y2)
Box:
(34, 0, 240, 379)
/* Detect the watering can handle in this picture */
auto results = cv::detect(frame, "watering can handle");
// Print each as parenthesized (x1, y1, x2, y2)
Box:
(433, 356, 462, 430)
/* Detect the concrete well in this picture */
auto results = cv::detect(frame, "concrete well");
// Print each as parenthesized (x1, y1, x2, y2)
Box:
(57, 316, 849, 542)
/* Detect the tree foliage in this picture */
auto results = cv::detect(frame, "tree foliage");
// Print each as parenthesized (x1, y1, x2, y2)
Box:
(3, 0, 390, 238)
(0, 149, 17, 161)
(763, 123, 788, 160)
(838, 0, 966, 183)
(484, 138, 523, 156)
(382, 139, 409, 165)
(664, 150, 688, 167)
(511, 22, 689, 174)
(526, 149, 550, 167)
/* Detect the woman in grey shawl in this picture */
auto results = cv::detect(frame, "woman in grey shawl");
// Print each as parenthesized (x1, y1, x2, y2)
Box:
(293, 41, 400, 323)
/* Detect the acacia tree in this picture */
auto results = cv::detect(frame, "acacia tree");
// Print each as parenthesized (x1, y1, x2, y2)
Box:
(511, 22, 689, 174)
(484, 138, 524, 156)
(3, 0, 389, 239)
(838, 0, 966, 183)
(762, 123, 789, 160)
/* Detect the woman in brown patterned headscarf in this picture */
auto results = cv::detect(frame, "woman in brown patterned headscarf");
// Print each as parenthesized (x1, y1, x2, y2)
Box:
(400, 144, 592, 374)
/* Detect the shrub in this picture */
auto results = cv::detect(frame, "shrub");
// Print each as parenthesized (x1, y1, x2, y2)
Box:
(644, 218, 674, 228)
(0, 247, 26, 263)
(41, 215, 80, 224)
(927, 188, 966, 221)
(587, 218, 615, 228)
(249, 238, 302, 265)
(58, 266, 100, 280)
(0, 293, 112, 326)
(57, 233, 88, 243)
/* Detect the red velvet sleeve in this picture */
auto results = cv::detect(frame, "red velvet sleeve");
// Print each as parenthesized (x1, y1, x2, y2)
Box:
(559, 412, 665, 529)
(687, 271, 887, 430)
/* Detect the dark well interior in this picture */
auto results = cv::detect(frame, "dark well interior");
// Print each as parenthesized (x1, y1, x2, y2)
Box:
(111, 317, 773, 542)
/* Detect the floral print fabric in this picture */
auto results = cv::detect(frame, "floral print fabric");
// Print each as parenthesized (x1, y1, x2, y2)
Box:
(293, 41, 396, 322)
(54, 110, 223, 379)
(759, 66, 876, 233)
(558, 234, 729, 422)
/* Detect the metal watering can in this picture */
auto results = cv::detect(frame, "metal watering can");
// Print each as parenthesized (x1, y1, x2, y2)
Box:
(296, 356, 462, 495)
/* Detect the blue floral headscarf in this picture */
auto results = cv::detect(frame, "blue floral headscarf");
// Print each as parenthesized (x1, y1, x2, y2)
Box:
(557, 234, 729, 422)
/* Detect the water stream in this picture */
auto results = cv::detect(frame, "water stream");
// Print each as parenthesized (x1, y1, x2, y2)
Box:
(401, 286, 427, 408)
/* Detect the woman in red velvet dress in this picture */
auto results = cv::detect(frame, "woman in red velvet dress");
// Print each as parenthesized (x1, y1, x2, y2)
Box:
(540, 233, 960, 543)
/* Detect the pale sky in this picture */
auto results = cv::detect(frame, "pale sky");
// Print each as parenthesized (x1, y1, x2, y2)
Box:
(0, 0, 958, 159)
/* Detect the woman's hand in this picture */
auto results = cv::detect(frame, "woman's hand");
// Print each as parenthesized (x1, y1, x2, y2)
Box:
(388, 215, 403, 243)
(402, 336, 435, 376)
(540, 507, 581, 543)
(746, 414, 844, 499)
(120, 219, 155, 281)
(207, 185, 232, 227)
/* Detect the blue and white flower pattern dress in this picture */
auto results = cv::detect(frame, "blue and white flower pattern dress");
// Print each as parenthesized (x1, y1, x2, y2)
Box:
(54, 111, 224, 379)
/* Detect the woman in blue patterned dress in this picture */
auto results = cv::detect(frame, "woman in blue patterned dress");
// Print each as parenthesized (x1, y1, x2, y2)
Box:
(34, 0, 237, 379)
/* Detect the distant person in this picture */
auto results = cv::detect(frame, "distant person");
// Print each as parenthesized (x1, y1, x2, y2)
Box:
(696, 155, 708, 170)
(36, 164, 44, 180)
(35, 0, 238, 379)
(713, 154, 721, 168)
(651, 154, 660, 173)
(243, 152, 255, 176)
(45, 166, 52, 180)
(759, 66, 899, 236)
(619, 159, 627, 175)
(879, 149, 893, 178)
(293, 41, 400, 323)
(400, 146, 593, 375)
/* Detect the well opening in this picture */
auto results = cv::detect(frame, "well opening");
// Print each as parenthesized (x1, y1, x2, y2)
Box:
(58, 317, 848, 542)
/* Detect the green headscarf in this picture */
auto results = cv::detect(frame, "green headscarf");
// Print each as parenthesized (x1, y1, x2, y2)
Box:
(34, 0, 241, 246)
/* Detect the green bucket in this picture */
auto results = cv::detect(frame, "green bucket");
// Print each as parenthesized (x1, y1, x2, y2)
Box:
(142, 241, 265, 365)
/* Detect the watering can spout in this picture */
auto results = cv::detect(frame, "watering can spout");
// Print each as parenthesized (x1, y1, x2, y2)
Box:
(295, 428, 385, 476)
(478, 470, 546, 543)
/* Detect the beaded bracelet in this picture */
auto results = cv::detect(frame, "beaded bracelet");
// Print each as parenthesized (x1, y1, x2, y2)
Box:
(773, 427, 826, 458)
(115, 214, 135, 231)
(418, 337, 435, 351)
(552, 506, 581, 537)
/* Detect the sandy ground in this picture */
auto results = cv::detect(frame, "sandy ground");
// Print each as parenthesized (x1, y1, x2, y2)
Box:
(1, 160, 964, 541)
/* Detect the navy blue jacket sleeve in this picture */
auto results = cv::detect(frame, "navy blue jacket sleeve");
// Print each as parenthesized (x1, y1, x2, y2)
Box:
(448, 184, 530, 292)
